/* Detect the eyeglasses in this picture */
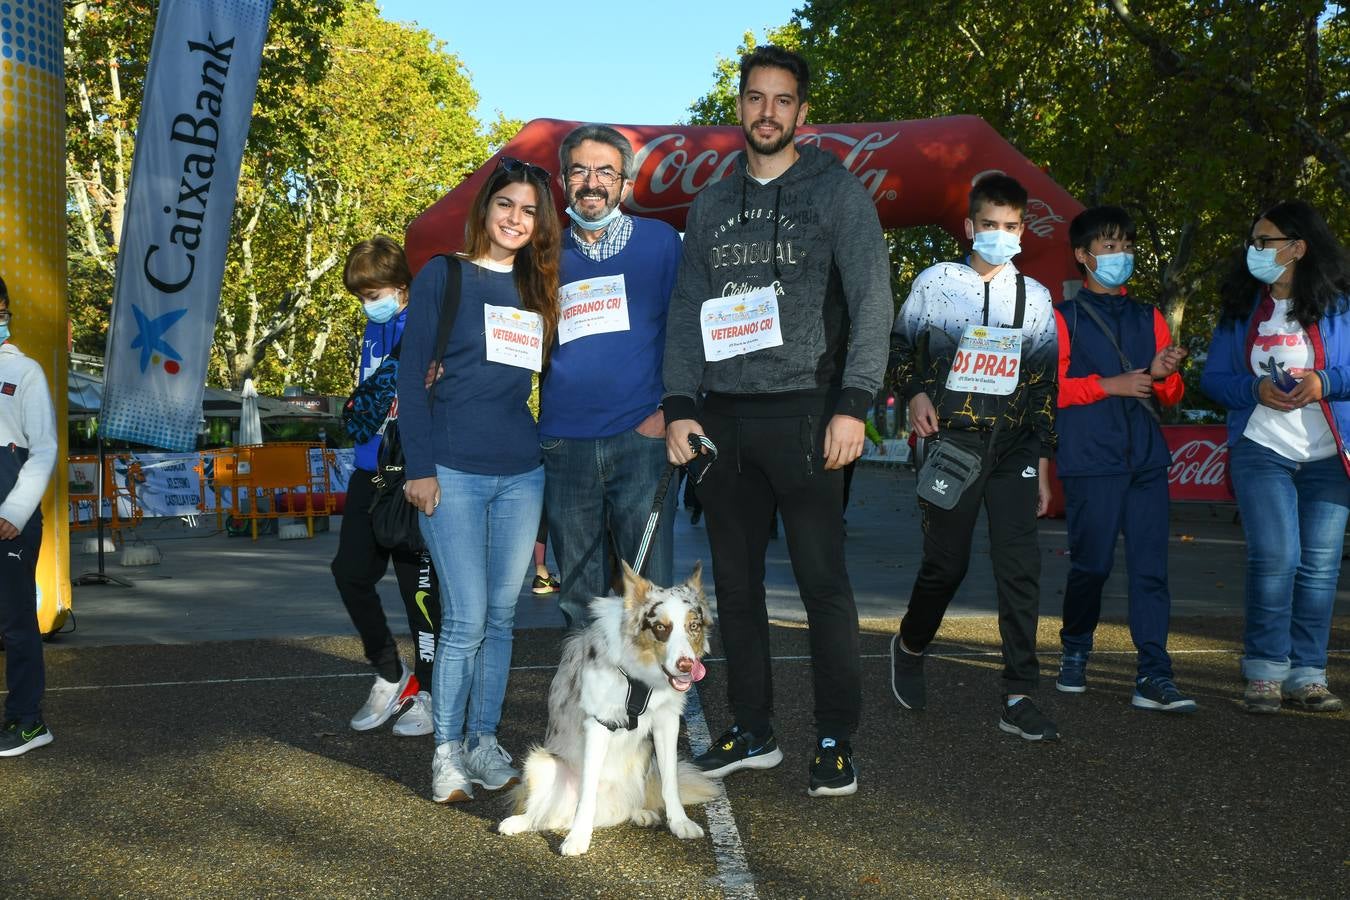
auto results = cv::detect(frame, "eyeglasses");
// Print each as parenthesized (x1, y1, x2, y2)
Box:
(497, 156, 551, 183)
(565, 165, 624, 187)
(1247, 234, 1299, 251)
(0, 311, 10, 325)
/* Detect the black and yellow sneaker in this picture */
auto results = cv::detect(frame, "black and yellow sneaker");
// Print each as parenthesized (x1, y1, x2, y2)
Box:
(0, 719, 53, 757)
(693, 724, 783, 778)
(807, 737, 857, 797)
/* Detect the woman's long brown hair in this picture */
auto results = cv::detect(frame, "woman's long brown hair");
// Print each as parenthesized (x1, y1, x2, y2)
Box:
(461, 167, 561, 363)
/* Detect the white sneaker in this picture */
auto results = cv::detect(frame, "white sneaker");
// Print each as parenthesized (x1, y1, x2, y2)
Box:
(349, 664, 410, 732)
(464, 736, 521, 791)
(392, 691, 433, 737)
(431, 740, 474, 803)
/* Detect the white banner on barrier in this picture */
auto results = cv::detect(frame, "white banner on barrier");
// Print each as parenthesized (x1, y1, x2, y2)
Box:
(68, 449, 354, 522)
(101, 0, 275, 451)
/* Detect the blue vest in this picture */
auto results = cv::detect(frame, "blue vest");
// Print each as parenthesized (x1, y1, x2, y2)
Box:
(1055, 289, 1172, 476)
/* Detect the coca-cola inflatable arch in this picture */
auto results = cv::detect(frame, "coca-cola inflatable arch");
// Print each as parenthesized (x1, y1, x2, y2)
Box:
(406, 115, 1084, 298)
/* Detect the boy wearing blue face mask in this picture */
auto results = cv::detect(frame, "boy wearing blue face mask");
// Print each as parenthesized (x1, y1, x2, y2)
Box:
(888, 174, 1060, 741)
(1053, 205, 1194, 712)
(330, 236, 442, 738)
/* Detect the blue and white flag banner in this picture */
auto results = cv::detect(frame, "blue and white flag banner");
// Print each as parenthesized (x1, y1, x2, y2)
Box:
(101, 0, 273, 450)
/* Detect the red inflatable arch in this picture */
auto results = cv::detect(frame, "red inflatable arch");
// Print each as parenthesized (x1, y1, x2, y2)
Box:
(405, 115, 1085, 298)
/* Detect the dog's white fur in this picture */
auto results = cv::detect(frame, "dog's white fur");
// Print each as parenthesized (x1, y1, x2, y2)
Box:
(498, 562, 717, 856)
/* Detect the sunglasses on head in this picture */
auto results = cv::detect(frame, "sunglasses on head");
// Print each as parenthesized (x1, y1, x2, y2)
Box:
(497, 156, 551, 183)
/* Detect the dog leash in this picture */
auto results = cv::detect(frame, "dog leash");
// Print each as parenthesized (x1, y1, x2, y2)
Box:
(631, 433, 718, 576)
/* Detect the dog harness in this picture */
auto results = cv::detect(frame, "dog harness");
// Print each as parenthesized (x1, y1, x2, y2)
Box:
(594, 667, 653, 732)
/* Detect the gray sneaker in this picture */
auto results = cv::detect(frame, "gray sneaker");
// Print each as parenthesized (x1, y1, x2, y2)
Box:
(431, 740, 474, 803)
(350, 664, 410, 731)
(464, 736, 521, 791)
(1283, 683, 1343, 712)
(392, 690, 432, 737)
(1243, 679, 1282, 714)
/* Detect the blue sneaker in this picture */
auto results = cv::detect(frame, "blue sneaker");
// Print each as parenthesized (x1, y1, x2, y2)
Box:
(1132, 676, 1198, 713)
(1056, 651, 1088, 694)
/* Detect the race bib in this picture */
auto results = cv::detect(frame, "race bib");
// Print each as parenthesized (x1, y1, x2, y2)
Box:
(484, 304, 544, 372)
(558, 275, 630, 345)
(700, 287, 783, 362)
(945, 324, 1021, 396)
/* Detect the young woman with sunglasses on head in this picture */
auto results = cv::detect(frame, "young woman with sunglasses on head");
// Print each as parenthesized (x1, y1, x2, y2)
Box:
(397, 158, 561, 801)
(1201, 199, 1350, 715)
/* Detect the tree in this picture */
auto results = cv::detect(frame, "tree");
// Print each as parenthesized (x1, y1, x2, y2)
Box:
(687, 1, 1349, 373)
(66, 0, 502, 394)
(214, 1, 495, 393)
(65, 0, 341, 363)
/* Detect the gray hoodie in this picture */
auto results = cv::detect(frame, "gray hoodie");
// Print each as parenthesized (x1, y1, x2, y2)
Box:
(662, 143, 892, 422)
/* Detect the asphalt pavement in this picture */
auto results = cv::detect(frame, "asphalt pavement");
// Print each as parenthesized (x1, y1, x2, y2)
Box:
(2, 463, 1347, 898)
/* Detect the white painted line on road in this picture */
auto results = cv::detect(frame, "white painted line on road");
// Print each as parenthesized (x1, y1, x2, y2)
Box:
(682, 684, 758, 900)
(44, 648, 1350, 693)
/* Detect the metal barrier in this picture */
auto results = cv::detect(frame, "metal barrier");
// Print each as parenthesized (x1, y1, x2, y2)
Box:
(198, 442, 337, 540)
(68, 453, 144, 540)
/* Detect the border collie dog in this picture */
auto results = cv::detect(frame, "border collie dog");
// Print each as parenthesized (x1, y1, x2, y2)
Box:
(499, 562, 717, 856)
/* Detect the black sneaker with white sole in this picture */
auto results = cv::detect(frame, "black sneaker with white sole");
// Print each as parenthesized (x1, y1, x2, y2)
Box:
(889, 632, 926, 710)
(693, 725, 783, 778)
(998, 697, 1059, 742)
(807, 738, 857, 797)
(0, 719, 53, 757)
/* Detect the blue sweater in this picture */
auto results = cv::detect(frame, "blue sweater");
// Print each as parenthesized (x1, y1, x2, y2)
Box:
(396, 256, 541, 478)
(540, 218, 681, 439)
(1055, 290, 1172, 476)
(354, 309, 407, 473)
(1201, 292, 1350, 477)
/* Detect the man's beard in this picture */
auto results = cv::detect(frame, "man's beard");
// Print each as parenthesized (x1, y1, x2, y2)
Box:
(743, 118, 796, 156)
(569, 187, 617, 222)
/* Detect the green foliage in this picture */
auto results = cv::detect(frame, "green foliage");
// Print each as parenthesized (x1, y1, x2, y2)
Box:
(688, 1, 1349, 416)
(66, 0, 499, 396)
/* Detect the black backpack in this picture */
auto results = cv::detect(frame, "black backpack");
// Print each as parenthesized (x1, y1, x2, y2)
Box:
(368, 255, 463, 552)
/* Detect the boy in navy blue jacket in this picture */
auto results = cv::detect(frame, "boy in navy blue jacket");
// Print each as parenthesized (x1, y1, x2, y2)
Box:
(1054, 206, 1195, 712)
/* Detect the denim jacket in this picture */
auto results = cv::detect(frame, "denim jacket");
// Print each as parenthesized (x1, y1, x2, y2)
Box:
(1200, 291, 1350, 479)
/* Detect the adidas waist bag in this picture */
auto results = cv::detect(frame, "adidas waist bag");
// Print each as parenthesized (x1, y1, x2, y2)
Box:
(914, 436, 984, 510)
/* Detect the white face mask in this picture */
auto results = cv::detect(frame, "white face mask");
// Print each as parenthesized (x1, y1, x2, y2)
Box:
(971, 229, 1022, 266)
(1246, 245, 1288, 285)
(566, 203, 623, 232)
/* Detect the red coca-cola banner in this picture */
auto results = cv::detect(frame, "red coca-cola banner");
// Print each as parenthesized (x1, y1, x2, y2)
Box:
(1164, 424, 1232, 502)
(404, 116, 1086, 299)
(1046, 424, 1232, 516)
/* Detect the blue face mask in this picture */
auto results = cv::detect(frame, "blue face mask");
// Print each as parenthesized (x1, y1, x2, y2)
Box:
(362, 294, 402, 324)
(1090, 251, 1134, 290)
(1246, 245, 1287, 285)
(0, 323, 8, 343)
(565, 203, 623, 232)
(971, 229, 1022, 266)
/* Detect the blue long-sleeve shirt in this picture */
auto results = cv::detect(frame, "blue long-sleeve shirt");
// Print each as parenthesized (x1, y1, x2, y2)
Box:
(396, 256, 541, 478)
(540, 218, 680, 439)
(353, 309, 407, 473)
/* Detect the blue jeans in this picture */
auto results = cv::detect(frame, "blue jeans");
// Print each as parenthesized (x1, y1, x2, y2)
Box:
(542, 429, 674, 628)
(1229, 438, 1350, 688)
(420, 464, 544, 745)
(1060, 468, 1174, 679)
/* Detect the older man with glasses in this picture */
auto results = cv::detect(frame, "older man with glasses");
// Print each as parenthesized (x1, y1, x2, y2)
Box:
(538, 124, 684, 628)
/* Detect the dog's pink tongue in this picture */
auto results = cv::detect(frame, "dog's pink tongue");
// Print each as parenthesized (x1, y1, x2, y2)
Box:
(691, 659, 707, 682)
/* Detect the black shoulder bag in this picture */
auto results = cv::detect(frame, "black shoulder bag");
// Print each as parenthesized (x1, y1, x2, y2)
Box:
(369, 255, 463, 551)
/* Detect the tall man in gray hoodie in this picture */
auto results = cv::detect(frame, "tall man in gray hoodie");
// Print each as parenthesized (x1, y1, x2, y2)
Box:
(663, 45, 892, 798)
